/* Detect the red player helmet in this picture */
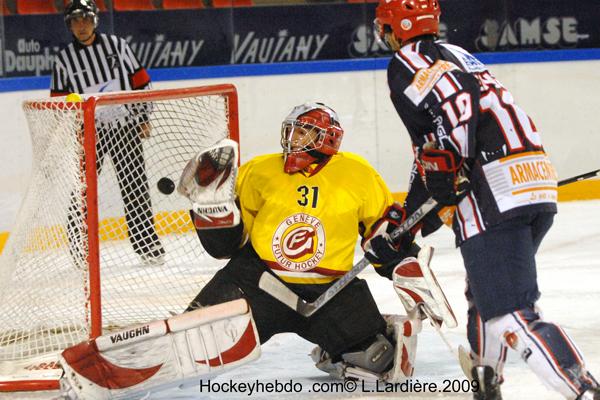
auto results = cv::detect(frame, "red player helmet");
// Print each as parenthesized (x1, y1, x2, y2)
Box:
(280, 103, 343, 174)
(374, 0, 440, 46)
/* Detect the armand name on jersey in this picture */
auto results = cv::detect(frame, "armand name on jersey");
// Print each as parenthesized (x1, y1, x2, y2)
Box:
(482, 151, 558, 212)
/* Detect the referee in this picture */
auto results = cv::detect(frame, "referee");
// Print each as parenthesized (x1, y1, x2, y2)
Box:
(51, 0, 165, 265)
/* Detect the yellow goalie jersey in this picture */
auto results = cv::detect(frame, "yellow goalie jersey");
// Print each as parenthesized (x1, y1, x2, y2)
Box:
(236, 152, 394, 284)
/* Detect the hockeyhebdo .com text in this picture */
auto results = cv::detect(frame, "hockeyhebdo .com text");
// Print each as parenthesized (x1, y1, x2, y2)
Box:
(199, 378, 479, 396)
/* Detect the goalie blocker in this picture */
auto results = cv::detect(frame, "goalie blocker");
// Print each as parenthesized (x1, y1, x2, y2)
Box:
(392, 246, 457, 329)
(310, 246, 456, 382)
(58, 299, 260, 400)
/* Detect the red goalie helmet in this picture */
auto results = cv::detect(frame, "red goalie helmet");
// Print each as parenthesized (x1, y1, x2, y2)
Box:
(280, 103, 344, 174)
(375, 0, 440, 45)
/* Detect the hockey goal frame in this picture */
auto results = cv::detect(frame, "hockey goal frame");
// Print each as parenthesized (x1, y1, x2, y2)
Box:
(0, 84, 239, 392)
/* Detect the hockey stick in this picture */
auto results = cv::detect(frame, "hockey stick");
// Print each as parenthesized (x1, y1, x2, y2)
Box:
(259, 169, 597, 318)
(556, 168, 599, 186)
(419, 303, 459, 357)
(258, 197, 439, 317)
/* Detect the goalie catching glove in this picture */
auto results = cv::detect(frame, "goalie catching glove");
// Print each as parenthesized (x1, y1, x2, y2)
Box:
(178, 138, 240, 229)
(362, 202, 420, 278)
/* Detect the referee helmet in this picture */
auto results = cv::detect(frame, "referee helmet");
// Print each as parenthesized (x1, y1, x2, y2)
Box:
(64, 0, 99, 30)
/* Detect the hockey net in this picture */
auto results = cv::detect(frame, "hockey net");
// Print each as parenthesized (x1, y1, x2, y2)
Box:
(0, 84, 239, 391)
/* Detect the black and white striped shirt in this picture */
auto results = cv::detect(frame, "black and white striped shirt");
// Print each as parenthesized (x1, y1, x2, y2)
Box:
(51, 32, 151, 97)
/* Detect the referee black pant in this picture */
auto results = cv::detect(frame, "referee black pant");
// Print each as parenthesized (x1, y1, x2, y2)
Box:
(67, 120, 162, 263)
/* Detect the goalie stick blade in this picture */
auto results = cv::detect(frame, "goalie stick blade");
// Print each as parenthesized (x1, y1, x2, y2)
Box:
(458, 345, 475, 380)
(257, 273, 329, 317)
(258, 273, 306, 313)
(260, 258, 372, 317)
(297, 302, 318, 317)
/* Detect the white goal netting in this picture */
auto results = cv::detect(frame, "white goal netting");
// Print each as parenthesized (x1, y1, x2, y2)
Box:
(0, 85, 239, 391)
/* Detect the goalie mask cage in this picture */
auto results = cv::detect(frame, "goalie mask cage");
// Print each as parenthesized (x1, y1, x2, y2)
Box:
(0, 84, 239, 392)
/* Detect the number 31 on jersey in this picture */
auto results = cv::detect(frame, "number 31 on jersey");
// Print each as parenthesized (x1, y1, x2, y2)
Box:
(297, 185, 319, 208)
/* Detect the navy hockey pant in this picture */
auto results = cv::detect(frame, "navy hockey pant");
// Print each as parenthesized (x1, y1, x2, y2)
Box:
(460, 212, 554, 321)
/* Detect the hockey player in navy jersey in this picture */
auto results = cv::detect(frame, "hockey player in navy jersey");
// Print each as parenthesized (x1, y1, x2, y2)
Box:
(374, 1, 599, 399)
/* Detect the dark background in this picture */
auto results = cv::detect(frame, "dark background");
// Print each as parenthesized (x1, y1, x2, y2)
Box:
(0, 0, 597, 77)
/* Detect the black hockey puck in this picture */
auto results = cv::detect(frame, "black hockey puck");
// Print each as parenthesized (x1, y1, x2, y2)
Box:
(157, 177, 175, 195)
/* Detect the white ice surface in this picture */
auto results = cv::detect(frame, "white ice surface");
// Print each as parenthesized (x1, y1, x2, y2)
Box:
(1, 200, 599, 400)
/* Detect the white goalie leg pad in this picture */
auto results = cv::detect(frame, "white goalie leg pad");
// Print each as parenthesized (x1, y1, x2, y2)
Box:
(177, 138, 240, 229)
(383, 314, 422, 383)
(309, 314, 422, 383)
(59, 299, 260, 400)
(392, 246, 457, 328)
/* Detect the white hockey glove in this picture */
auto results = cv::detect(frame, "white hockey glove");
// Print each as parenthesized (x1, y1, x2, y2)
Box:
(392, 246, 457, 328)
(178, 138, 240, 229)
(58, 299, 260, 400)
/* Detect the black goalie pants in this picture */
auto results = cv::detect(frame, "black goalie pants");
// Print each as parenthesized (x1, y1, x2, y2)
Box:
(187, 244, 388, 360)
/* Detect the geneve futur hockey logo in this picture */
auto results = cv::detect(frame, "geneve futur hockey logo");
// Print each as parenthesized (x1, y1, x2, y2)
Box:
(271, 213, 325, 272)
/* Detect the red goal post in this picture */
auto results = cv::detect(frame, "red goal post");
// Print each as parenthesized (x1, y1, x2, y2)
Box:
(0, 84, 239, 392)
